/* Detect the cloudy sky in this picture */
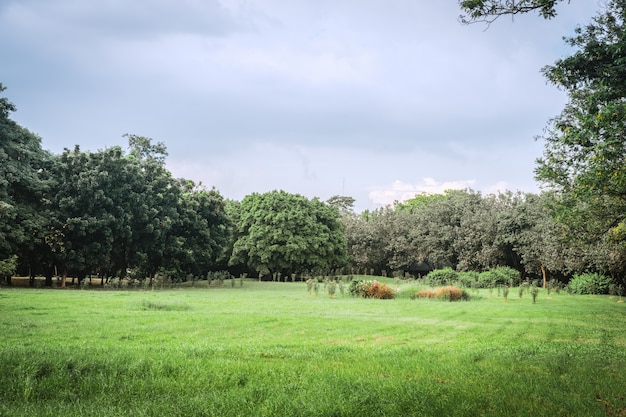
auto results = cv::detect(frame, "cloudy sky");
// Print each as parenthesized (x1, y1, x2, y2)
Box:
(1, 0, 600, 211)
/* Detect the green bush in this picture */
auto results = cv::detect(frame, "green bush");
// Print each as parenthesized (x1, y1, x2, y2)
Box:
(492, 266, 520, 287)
(425, 268, 458, 287)
(477, 271, 496, 288)
(457, 271, 479, 288)
(478, 267, 519, 288)
(568, 273, 613, 295)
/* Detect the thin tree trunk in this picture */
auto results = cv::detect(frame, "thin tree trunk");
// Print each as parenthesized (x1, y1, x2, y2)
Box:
(61, 270, 67, 289)
(541, 265, 547, 289)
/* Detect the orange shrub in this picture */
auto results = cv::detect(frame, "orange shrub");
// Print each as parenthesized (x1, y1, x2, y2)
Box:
(416, 286, 469, 301)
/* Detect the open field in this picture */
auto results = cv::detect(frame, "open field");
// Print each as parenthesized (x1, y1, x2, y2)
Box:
(1, 279, 626, 416)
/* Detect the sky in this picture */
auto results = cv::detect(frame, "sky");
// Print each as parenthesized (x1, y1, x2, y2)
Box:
(0, 0, 601, 211)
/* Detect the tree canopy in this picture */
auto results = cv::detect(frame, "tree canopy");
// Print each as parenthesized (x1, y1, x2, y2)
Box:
(229, 190, 347, 276)
(535, 0, 626, 247)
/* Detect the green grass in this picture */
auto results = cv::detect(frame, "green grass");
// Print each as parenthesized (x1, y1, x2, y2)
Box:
(1, 280, 626, 416)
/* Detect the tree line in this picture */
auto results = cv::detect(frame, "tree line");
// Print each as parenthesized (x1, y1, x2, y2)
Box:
(0, 86, 625, 287)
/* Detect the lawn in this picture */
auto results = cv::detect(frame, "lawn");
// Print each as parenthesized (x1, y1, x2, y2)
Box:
(1, 279, 625, 416)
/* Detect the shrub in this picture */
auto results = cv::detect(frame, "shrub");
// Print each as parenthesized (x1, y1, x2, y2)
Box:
(478, 267, 519, 288)
(426, 268, 458, 287)
(457, 271, 479, 288)
(349, 280, 395, 299)
(491, 266, 520, 287)
(414, 286, 469, 302)
(477, 271, 496, 288)
(568, 273, 613, 295)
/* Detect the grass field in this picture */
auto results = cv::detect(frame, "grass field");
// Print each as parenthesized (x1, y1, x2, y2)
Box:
(1, 279, 626, 416)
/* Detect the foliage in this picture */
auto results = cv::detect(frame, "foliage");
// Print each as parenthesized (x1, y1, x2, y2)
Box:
(349, 279, 395, 299)
(0, 255, 17, 277)
(568, 272, 614, 295)
(229, 190, 346, 276)
(0, 84, 49, 278)
(425, 268, 458, 287)
(490, 266, 520, 287)
(457, 270, 479, 288)
(531, 286, 540, 303)
(459, 0, 564, 24)
(535, 0, 626, 253)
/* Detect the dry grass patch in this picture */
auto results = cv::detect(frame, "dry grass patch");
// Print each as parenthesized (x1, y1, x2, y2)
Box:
(415, 286, 469, 301)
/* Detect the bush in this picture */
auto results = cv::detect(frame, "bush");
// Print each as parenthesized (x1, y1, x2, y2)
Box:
(414, 286, 469, 302)
(491, 266, 520, 287)
(457, 271, 479, 288)
(477, 267, 519, 288)
(568, 273, 613, 295)
(425, 268, 458, 287)
(349, 280, 395, 299)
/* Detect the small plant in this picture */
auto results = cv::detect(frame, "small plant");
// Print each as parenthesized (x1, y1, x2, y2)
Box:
(327, 280, 337, 298)
(502, 286, 509, 302)
(518, 285, 524, 299)
(531, 286, 539, 304)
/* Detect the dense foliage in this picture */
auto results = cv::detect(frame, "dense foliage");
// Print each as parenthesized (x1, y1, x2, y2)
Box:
(536, 0, 626, 250)
(0, 86, 230, 286)
(228, 190, 346, 277)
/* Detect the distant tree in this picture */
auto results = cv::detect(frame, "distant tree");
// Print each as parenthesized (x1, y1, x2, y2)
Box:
(326, 195, 356, 213)
(342, 207, 399, 274)
(229, 190, 347, 276)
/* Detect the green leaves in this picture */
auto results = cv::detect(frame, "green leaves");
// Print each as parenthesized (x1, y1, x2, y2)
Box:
(536, 0, 626, 246)
(229, 190, 346, 275)
(459, 0, 562, 24)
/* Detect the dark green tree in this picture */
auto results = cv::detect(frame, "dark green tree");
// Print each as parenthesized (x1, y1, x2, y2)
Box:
(229, 190, 346, 277)
(163, 181, 230, 278)
(0, 84, 50, 284)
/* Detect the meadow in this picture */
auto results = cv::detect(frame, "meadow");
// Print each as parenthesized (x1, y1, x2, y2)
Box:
(1, 279, 625, 416)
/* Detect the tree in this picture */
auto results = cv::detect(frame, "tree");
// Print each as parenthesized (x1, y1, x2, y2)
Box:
(535, 0, 626, 252)
(0, 83, 49, 284)
(326, 195, 356, 213)
(459, 0, 566, 24)
(229, 190, 347, 277)
(163, 181, 230, 278)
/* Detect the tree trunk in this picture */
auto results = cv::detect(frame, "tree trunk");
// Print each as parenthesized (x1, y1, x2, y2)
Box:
(60, 270, 67, 289)
(541, 265, 547, 289)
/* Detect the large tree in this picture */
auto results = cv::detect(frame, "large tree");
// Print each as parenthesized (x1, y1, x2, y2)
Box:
(0, 84, 49, 284)
(229, 190, 346, 277)
(535, 0, 626, 251)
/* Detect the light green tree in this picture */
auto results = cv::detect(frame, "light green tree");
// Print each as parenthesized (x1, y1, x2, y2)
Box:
(229, 190, 346, 276)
